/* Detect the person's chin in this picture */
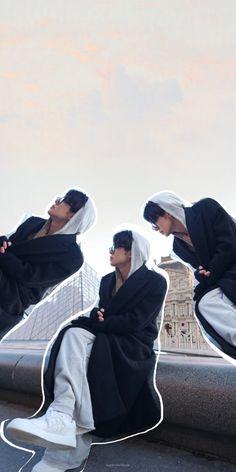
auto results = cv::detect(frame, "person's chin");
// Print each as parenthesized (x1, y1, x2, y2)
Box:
(162, 230, 171, 237)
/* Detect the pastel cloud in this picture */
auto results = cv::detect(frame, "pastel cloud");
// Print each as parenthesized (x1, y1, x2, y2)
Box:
(0, 0, 236, 260)
(0, 113, 19, 123)
(0, 71, 18, 79)
(69, 65, 183, 126)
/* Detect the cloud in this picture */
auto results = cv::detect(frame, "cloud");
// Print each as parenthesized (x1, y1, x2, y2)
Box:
(184, 55, 236, 87)
(0, 113, 19, 123)
(0, 71, 18, 79)
(69, 64, 183, 125)
(46, 37, 99, 64)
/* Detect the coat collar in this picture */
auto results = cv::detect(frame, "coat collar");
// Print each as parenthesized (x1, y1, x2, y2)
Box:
(10, 217, 46, 243)
(10, 217, 77, 256)
(103, 265, 149, 315)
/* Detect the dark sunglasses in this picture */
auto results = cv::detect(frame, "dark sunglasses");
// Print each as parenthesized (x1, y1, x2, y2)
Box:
(109, 244, 131, 254)
(151, 222, 160, 231)
(55, 196, 73, 209)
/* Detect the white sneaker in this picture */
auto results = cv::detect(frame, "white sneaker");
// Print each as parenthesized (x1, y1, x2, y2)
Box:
(7, 408, 76, 448)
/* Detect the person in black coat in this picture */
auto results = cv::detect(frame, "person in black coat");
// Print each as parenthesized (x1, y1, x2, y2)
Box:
(0, 188, 96, 338)
(7, 228, 168, 472)
(143, 191, 236, 362)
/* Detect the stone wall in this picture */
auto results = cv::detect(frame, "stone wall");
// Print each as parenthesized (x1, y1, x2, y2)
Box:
(157, 257, 211, 352)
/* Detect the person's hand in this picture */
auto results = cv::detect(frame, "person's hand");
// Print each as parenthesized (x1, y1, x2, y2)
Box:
(97, 308, 105, 322)
(198, 266, 211, 277)
(0, 240, 12, 254)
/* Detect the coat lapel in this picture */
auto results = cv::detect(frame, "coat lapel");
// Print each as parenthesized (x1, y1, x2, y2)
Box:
(9, 217, 76, 257)
(104, 265, 149, 315)
(184, 207, 210, 266)
(100, 272, 116, 308)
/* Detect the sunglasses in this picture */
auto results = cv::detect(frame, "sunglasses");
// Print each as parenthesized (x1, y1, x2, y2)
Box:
(151, 222, 160, 231)
(55, 196, 73, 210)
(109, 245, 131, 254)
(55, 197, 65, 205)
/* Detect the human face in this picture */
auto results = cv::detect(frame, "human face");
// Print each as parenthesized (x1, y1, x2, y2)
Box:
(152, 213, 174, 237)
(109, 246, 131, 269)
(48, 197, 74, 223)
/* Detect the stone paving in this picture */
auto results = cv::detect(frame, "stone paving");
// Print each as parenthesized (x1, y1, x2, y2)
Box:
(0, 399, 235, 472)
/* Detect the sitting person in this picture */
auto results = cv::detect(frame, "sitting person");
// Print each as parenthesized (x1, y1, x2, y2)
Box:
(143, 190, 236, 362)
(7, 228, 168, 472)
(0, 188, 96, 338)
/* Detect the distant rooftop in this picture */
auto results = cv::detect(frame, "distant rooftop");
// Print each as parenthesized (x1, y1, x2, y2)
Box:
(159, 255, 188, 272)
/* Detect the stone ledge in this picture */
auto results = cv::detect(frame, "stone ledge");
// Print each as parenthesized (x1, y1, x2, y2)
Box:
(146, 422, 236, 464)
(0, 351, 235, 462)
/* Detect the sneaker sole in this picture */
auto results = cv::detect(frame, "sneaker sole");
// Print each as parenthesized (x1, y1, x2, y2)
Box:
(7, 419, 76, 449)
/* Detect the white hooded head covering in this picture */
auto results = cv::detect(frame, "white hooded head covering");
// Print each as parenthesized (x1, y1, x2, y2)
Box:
(146, 190, 192, 229)
(53, 191, 97, 240)
(129, 230, 151, 277)
(113, 224, 151, 278)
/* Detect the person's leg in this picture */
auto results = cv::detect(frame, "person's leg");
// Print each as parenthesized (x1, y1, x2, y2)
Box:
(7, 328, 95, 448)
(50, 328, 95, 432)
(198, 288, 236, 346)
(31, 433, 93, 472)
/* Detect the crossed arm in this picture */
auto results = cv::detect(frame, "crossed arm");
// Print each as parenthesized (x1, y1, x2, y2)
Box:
(88, 277, 167, 335)
(0, 236, 12, 254)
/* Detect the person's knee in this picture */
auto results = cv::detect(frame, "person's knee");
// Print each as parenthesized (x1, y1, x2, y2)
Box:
(198, 294, 209, 313)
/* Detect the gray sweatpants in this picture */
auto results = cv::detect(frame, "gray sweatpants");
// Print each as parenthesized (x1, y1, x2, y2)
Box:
(42, 327, 96, 469)
(198, 288, 236, 347)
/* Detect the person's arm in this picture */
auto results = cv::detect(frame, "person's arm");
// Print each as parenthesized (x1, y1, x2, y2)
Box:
(91, 276, 167, 335)
(0, 217, 34, 253)
(0, 246, 83, 287)
(88, 307, 98, 320)
(194, 198, 236, 286)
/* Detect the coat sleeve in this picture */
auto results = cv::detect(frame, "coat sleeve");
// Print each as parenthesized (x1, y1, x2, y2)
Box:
(0, 247, 83, 288)
(91, 276, 167, 335)
(195, 199, 236, 286)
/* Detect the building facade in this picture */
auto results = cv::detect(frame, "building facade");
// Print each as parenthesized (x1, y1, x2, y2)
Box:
(4, 263, 100, 343)
(157, 256, 211, 352)
(4, 257, 212, 354)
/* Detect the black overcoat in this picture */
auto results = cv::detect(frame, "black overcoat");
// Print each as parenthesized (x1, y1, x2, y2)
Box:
(44, 264, 167, 438)
(173, 197, 236, 356)
(0, 216, 83, 333)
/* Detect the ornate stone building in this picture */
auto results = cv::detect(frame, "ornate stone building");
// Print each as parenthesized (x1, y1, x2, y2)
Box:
(3, 257, 212, 354)
(157, 256, 210, 352)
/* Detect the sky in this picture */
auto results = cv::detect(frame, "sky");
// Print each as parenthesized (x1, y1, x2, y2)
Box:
(1, 0, 236, 275)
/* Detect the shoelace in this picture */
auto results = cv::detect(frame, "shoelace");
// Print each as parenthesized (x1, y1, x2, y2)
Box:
(45, 409, 73, 433)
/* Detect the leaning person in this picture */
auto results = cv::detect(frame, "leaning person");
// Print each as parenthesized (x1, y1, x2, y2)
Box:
(143, 191, 236, 361)
(0, 188, 96, 338)
(7, 228, 168, 472)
